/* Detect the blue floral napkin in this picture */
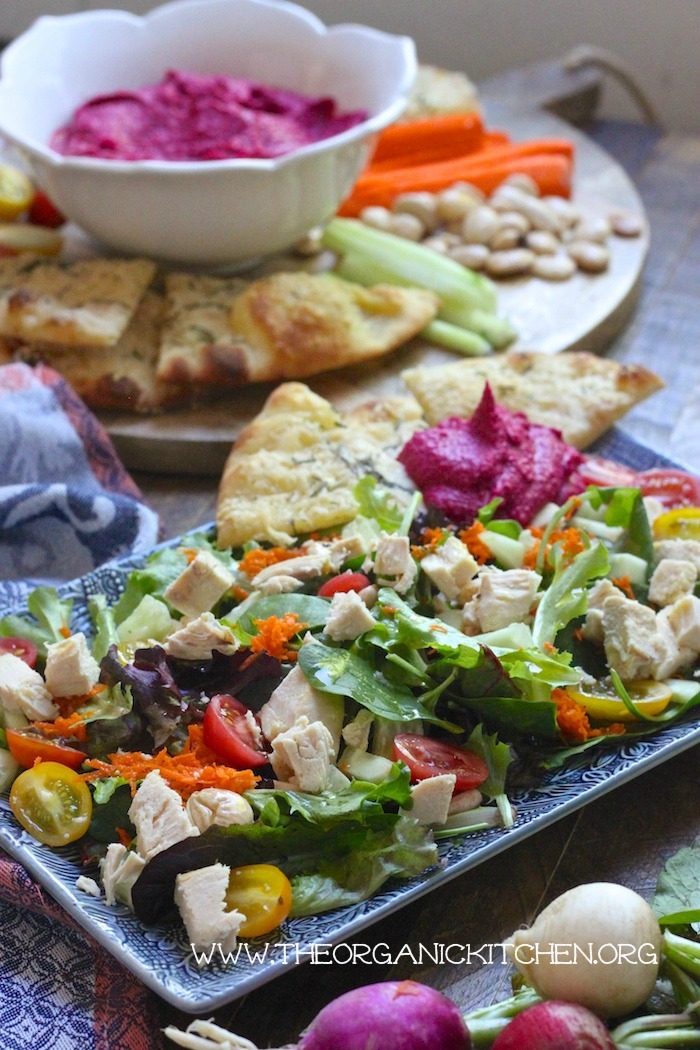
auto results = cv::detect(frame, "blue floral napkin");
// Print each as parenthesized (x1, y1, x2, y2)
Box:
(0, 361, 163, 1050)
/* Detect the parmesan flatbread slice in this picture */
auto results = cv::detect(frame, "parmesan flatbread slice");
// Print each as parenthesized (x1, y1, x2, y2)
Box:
(158, 270, 438, 385)
(402, 351, 664, 449)
(12, 292, 188, 414)
(0, 254, 156, 348)
(216, 382, 424, 548)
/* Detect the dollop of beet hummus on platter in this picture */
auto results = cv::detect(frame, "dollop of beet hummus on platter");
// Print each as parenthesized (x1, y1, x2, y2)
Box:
(51, 69, 368, 162)
(398, 384, 585, 526)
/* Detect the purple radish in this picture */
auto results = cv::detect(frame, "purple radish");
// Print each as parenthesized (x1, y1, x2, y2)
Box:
(491, 1001, 616, 1050)
(296, 979, 471, 1050)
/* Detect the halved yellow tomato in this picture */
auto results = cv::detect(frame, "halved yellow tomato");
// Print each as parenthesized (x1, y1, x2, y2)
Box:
(10, 761, 92, 847)
(653, 506, 700, 541)
(566, 679, 672, 722)
(225, 863, 292, 938)
(0, 164, 33, 221)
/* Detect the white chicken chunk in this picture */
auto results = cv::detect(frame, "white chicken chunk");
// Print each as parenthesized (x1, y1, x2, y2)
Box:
(174, 863, 245, 954)
(401, 774, 456, 825)
(259, 664, 344, 752)
(100, 843, 146, 909)
(0, 653, 58, 721)
(648, 559, 697, 608)
(662, 594, 700, 652)
(164, 611, 239, 660)
(582, 578, 624, 644)
(185, 789, 254, 833)
(44, 632, 100, 699)
(421, 536, 478, 602)
(469, 569, 542, 633)
(128, 770, 200, 861)
(325, 590, 376, 642)
(163, 550, 234, 619)
(600, 594, 671, 680)
(373, 534, 417, 594)
(270, 716, 335, 793)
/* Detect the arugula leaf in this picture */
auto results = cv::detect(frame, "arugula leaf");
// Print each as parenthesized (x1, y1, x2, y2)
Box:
(466, 725, 515, 827)
(236, 593, 330, 634)
(353, 476, 406, 533)
(298, 640, 461, 732)
(0, 586, 74, 656)
(653, 841, 700, 925)
(290, 817, 438, 917)
(246, 764, 413, 824)
(533, 542, 610, 647)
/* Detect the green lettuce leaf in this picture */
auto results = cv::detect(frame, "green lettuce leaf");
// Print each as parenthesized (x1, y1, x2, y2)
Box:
(533, 542, 610, 647)
(0, 586, 74, 657)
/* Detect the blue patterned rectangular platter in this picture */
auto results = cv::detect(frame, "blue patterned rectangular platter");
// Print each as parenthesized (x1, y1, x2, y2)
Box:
(1, 428, 698, 1013)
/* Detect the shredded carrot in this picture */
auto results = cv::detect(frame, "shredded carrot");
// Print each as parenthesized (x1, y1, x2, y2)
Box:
(116, 827, 133, 848)
(552, 688, 626, 744)
(182, 547, 199, 564)
(55, 682, 107, 718)
(80, 725, 259, 800)
(429, 623, 448, 633)
(612, 576, 636, 600)
(31, 713, 88, 742)
(573, 627, 585, 642)
(249, 613, 308, 663)
(411, 526, 447, 560)
(59, 625, 72, 639)
(459, 521, 492, 565)
(523, 526, 586, 571)
(229, 584, 251, 602)
(238, 546, 303, 578)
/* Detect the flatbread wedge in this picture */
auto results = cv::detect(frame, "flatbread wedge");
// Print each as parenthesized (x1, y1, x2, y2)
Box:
(11, 292, 188, 414)
(158, 270, 438, 385)
(0, 255, 156, 348)
(216, 381, 424, 548)
(402, 350, 664, 449)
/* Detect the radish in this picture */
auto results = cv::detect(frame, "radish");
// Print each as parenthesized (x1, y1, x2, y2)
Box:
(491, 1000, 615, 1050)
(505, 883, 663, 1017)
(296, 980, 471, 1050)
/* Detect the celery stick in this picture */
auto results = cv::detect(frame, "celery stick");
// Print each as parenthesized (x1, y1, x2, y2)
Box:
(421, 318, 491, 356)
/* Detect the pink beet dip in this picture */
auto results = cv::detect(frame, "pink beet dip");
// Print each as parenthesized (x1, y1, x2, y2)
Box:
(50, 69, 368, 161)
(398, 385, 585, 526)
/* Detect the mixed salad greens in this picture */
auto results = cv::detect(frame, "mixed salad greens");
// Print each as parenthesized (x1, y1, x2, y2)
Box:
(1, 449, 699, 951)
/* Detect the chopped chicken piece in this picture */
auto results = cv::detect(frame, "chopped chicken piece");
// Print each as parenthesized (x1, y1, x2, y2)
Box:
(163, 550, 234, 618)
(401, 773, 456, 825)
(44, 632, 100, 699)
(164, 611, 239, 660)
(648, 559, 697, 608)
(128, 770, 199, 861)
(174, 863, 244, 954)
(0, 653, 58, 721)
(269, 716, 335, 793)
(259, 664, 344, 751)
(421, 536, 478, 602)
(373, 533, 417, 593)
(325, 589, 376, 641)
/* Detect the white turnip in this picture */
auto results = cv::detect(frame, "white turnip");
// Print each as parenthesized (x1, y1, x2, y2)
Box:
(505, 882, 662, 1017)
(490, 1000, 615, 1050)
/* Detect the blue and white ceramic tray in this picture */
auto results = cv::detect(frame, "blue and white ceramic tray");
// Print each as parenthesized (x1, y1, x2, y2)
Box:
(1, 429, 698, 1013)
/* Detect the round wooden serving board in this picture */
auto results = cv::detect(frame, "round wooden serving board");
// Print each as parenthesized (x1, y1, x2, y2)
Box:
(102, 105, 649, 476)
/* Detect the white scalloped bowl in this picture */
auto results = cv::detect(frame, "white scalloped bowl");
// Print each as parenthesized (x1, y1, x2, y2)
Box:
(0, 0, 416, 266)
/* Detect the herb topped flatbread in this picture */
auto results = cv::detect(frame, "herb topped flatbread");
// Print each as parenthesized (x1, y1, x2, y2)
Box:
(216, 381, 424, 547)
(402, 350, 664, 449)
(0, 255, 156, 348)
(157, 270, 438, 386)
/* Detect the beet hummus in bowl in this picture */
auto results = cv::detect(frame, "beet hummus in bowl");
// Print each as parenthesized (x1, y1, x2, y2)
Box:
(0, 0, 416, 266)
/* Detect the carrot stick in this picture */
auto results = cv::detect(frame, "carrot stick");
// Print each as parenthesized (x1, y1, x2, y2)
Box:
(338, 148, 573, 216)
(370, 111, 485, 165)
(367, 129, 511, 173)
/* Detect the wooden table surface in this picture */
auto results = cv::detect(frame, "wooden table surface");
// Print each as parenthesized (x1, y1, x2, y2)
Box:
(132, 117, 700, 1047)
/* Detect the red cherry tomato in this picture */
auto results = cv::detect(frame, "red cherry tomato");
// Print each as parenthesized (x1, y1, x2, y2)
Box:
(202, 694, 269, 769)
(318, 571, 371, 598)
(27, 190, 66, 229)
(393, 733, 489, 792)
(634, 468, 700, 510)
(5, 728, 87, 771)
(0, 636, 39, 668)
(577, 455, 638, 490)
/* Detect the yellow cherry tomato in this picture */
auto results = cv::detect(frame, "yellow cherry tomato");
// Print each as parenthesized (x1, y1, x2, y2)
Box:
(10, 761, 92, 847)
(0, 223, 63, 257)
(225, 863, 292, 938)
(653, 506, 700, 541)
(566, 679, 672, 723)
(0, 164, 33, 221)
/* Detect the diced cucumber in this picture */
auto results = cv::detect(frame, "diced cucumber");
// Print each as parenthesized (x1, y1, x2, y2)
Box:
(480, 530, 526, 569)
(608, 552, 649, 586)
(371, 716, 423, 759)
(116, 594, 177, 645)
(669, 679, 700, 704)
(339, 745, 395, 784)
